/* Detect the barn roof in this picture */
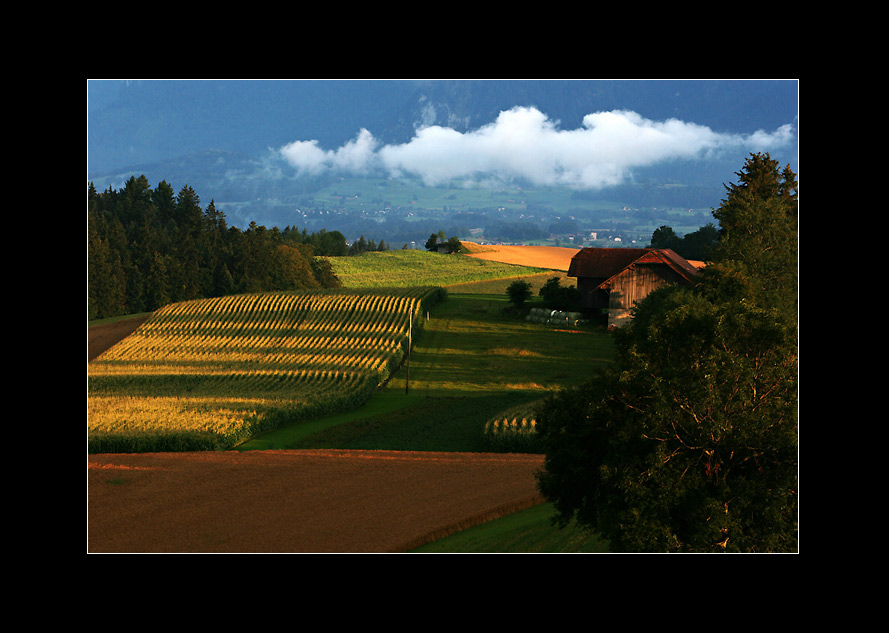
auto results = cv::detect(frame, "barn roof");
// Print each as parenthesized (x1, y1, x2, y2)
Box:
(568, 247, 700, 287)
(568, 248, 649, 279)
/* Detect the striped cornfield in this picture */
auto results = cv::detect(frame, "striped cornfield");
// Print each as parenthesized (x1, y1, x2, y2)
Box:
(482, 402, 542, 453)
(88, 287, 442, 452)
(485, 417, 537, 435)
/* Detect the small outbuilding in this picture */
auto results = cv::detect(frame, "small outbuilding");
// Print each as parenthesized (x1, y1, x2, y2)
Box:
(568, 247, 703, 329)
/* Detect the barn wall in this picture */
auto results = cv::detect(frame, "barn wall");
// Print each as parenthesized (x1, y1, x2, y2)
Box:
(576, 277, 608, 310)
(607, 265, 683, 328)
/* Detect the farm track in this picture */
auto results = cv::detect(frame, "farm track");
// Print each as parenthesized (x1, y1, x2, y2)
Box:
(87, 313, 547, 553)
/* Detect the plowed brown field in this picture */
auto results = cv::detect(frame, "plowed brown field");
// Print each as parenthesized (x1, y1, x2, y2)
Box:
(461, 242, 579, 271)
(88, 449, 546, 553)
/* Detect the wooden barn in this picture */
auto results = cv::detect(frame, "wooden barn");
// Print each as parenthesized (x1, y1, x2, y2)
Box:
(568, 248, 703, 329)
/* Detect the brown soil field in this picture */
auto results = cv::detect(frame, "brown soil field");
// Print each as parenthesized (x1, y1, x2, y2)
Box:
(88, 314, 152, 361)
(461, 242, 579, 271)
(88, 449, 546, 553)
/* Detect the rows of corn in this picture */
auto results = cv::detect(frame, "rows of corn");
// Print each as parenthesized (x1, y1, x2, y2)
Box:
(88, 287, 444, 453)
(482, 400, 543, 453)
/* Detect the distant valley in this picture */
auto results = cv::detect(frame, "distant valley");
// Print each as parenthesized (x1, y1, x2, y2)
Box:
(88, 156, 723, 249)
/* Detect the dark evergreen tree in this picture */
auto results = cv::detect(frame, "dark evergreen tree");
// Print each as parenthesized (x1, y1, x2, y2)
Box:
(649, 225, 681, 251)
(144, 251, 172, 310)
(201, 200, 229, 297)
(88, 213, 127, 319)
(172, 185, 205, 301)
(151, 180, 177, 238)
(315, 228, 348, 256)
(349, 235, 369, 255)
(680, 223, 719, 261)
(649, 223, 718, 261)
(711, 152, 798, 321)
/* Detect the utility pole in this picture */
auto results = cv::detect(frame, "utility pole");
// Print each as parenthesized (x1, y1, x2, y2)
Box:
(405, 309, 411, 395)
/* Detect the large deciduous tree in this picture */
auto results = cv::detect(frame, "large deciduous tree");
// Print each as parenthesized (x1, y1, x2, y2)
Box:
(535, 153, 799, 552)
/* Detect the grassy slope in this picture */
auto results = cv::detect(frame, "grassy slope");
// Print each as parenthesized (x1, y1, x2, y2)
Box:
(245, 289, 614, 452)
(327, 248, 550, 288)
(411, 502, 610, 553)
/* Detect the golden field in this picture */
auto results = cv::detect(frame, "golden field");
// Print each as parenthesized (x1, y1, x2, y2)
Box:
(460, 241, 579, 271)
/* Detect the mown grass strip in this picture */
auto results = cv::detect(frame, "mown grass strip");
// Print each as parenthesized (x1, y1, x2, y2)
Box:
(409, 502, 610, 553)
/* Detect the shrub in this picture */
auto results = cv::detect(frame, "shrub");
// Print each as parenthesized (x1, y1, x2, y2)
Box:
(506, 280, 533, 308)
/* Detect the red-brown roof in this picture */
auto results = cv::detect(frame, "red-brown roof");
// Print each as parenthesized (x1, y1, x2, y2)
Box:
(568, 247, 700, 287)
(637, 248, 702, 281)
(568, 248, 649, 279)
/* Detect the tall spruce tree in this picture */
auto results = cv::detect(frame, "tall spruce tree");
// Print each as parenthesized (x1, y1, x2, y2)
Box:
(712, 152, 798, 321)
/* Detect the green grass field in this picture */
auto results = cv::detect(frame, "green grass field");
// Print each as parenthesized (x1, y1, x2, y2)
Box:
(243, 290, 614, 452)
(328, 248, 550, 288)
(409, 502, 610, 553)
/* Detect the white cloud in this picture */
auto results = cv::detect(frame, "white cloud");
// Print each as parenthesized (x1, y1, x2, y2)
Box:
(279, 128, 380, 176)
(277, 107, 795, 189)
(330, 128, 379, 174)
(279, 138, 330, 176)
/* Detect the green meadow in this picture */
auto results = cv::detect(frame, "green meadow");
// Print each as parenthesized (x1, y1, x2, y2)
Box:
(410, 502, 610, 553)
(327, 248, 551, 288)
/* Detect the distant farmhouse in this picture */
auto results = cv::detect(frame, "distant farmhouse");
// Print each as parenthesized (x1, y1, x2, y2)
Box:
(568, 248, 704, 329)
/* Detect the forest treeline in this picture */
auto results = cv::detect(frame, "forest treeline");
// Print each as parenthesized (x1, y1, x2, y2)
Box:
(88, 175, 347, 321)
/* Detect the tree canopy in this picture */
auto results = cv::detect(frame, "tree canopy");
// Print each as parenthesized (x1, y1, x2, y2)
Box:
(538, 276, 580, 312)
(712, 152, 798, 322)
(650, 223, 720, 261)
(535, 153, 799, 552)
(88, 176, 342, 320)
(425, 231, 463, 254)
